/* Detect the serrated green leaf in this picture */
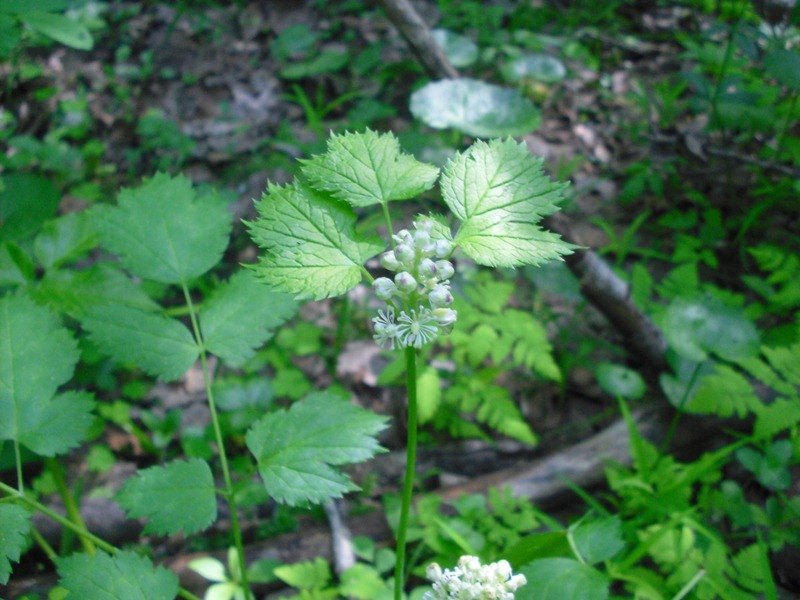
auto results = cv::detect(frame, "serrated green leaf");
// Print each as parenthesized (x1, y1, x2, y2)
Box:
(0, 172, 60, 243)
(201, 270, 298, 367)
(274, 557, 331, 590)
(34, 264, 161, 319)
(570, 516, 626, 565)
(506, 532, 572, 568)
(442, 138, 574, 267)
(754, 398, 800, 438)
(117, 458, 217, 535)
(300, 129, 439, 208)
(518, 558, 609, 600)
(339, 563, 391, 599)
(92, 173, 231, 284)
(0, 294, 83, 456)
(19, 391, 95, 457)
(410, 78, 541, 138)
(248, 182, 383, 300)
(34, 212, 98, 270)
(58, 550, 179, 600)
(246, 391, 387, 505)
(82, 304, 198, 380)
(0, 504, 30, 584)
(682, 364, 761, 417)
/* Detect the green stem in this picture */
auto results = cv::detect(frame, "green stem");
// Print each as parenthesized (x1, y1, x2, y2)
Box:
(13, 439, 23, 494)
(775, 92, 798, 158)
(660, 362, 703, 453)
(382, 203, 395, 245)
(31, 526, 58, 563)
(394, 346, 419, 600)
(0, 481, 203, 600)
(46, 458, 95, 555)
(709, 0, 747, 131)
(181, 283, 253, 600)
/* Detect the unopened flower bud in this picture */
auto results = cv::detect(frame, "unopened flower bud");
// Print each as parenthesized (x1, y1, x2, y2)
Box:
(373, 277, 396, 300)
(415, 218, 434, 234)
(433, 307, 457, 330)
(434, 260, 454, 280)
(413, 229, 431, 249)
(380, 251, 400, 271)
(434, 239, 453, 258)
(395, 271, 417, 294)
(394, 243, 415, 264)
(393, 229, 413, 246)
(428, 284, 453, 307)
(418, 258, 436, 279)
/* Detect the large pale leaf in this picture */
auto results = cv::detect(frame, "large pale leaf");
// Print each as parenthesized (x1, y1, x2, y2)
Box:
(58, 550, 179, 600)
(300, 129, 439, 208)
(82, 304, 198, 380)
(501, 53, 567, 83)
(441, 138, 574, 267)
(432, 29, 478, 67)
(246, 391, 387, 505)
(410, 78, 541, 138)
(116, 459, 217, 535)
(248, 183, 383, 300)
(0, 294, 86, 456)
(0, 504, 30, 584)
(200, 270, 298, 367)
(661, 294, 759, 362)
(92, 173, 231, 284)
(518, 558, 609, 600)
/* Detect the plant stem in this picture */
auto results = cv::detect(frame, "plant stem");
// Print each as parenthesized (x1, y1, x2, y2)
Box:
(46, 458, 95, 555)
(394, 346, 419, 600)
(30, 526, 58, 562)
(775, 92, 798, 158)
(382, 203, 395, 245)
(181, 283, 253, 600)
(13, 439, 23, 494)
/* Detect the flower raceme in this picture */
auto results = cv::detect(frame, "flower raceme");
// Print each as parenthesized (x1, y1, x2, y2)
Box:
(371, 217, 457, 349)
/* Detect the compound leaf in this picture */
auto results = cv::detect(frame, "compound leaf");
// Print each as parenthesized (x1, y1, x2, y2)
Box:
(0, 294, 82, 456)
(248, 182, 383, 300)
(0, 504, 30, 584)
(117, 459, 217, 535)
(58, 550, 179, 600)
(246, 391, 387, 505)
(442, 138, 574, 267)
(19, 391, 95, 457)
(570, 516, 626, 565)
(92, 173, 231, 284)
(301, 129, 439, 208)
(201, 270, 298, 367)
(82, 304, 198, 381)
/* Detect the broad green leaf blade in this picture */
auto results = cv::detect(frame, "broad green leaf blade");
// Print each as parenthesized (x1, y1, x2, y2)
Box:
(92, 173, 231, 284)
(58, 550, 179, 600)
(764, 49, 800, 91)
(0, 172, 60, 243)
(570, 516, 626, 565)
(432, 29, 478, 67)
(0, 504, 30, 584)
(19, 11, 93, 50)
(518, 558, 609, 600)
(116, 459, 217, 535)
(0, 294, 80, 453)
(661, 294, 759, 362)
(501, 53, 567, 83)
(201, 270, 298, 367)
(300, 129, 439, 208)
(442, 138, 574, 267)
(595, 363, 645, 400)
(246, 391, 388, 505)
(410, 78, 541, 138)
(34, 212, 98, 270)
(506, 532, 572, 568)
(34, 264, 161, 320)
(248, 183, 383, 300)
(19, 391, 95, 457)
(82, 304, 198, 380)
(274, 557, 332, 590)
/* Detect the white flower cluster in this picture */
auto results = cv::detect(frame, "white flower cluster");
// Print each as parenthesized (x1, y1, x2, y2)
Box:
(422, 556, 527, 600)
(372, 217, 457, 349)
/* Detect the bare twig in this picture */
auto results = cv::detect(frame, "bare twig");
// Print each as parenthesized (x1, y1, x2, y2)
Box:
(374, 0, 459, 79)
(323, 499, 356, 575)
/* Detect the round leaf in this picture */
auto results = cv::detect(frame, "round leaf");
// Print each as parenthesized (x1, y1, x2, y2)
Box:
(432, 29, 478, 67)
(410, 78, 541, 138)
(502, 53, 566, 83)
(595, 363, 645, 400)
